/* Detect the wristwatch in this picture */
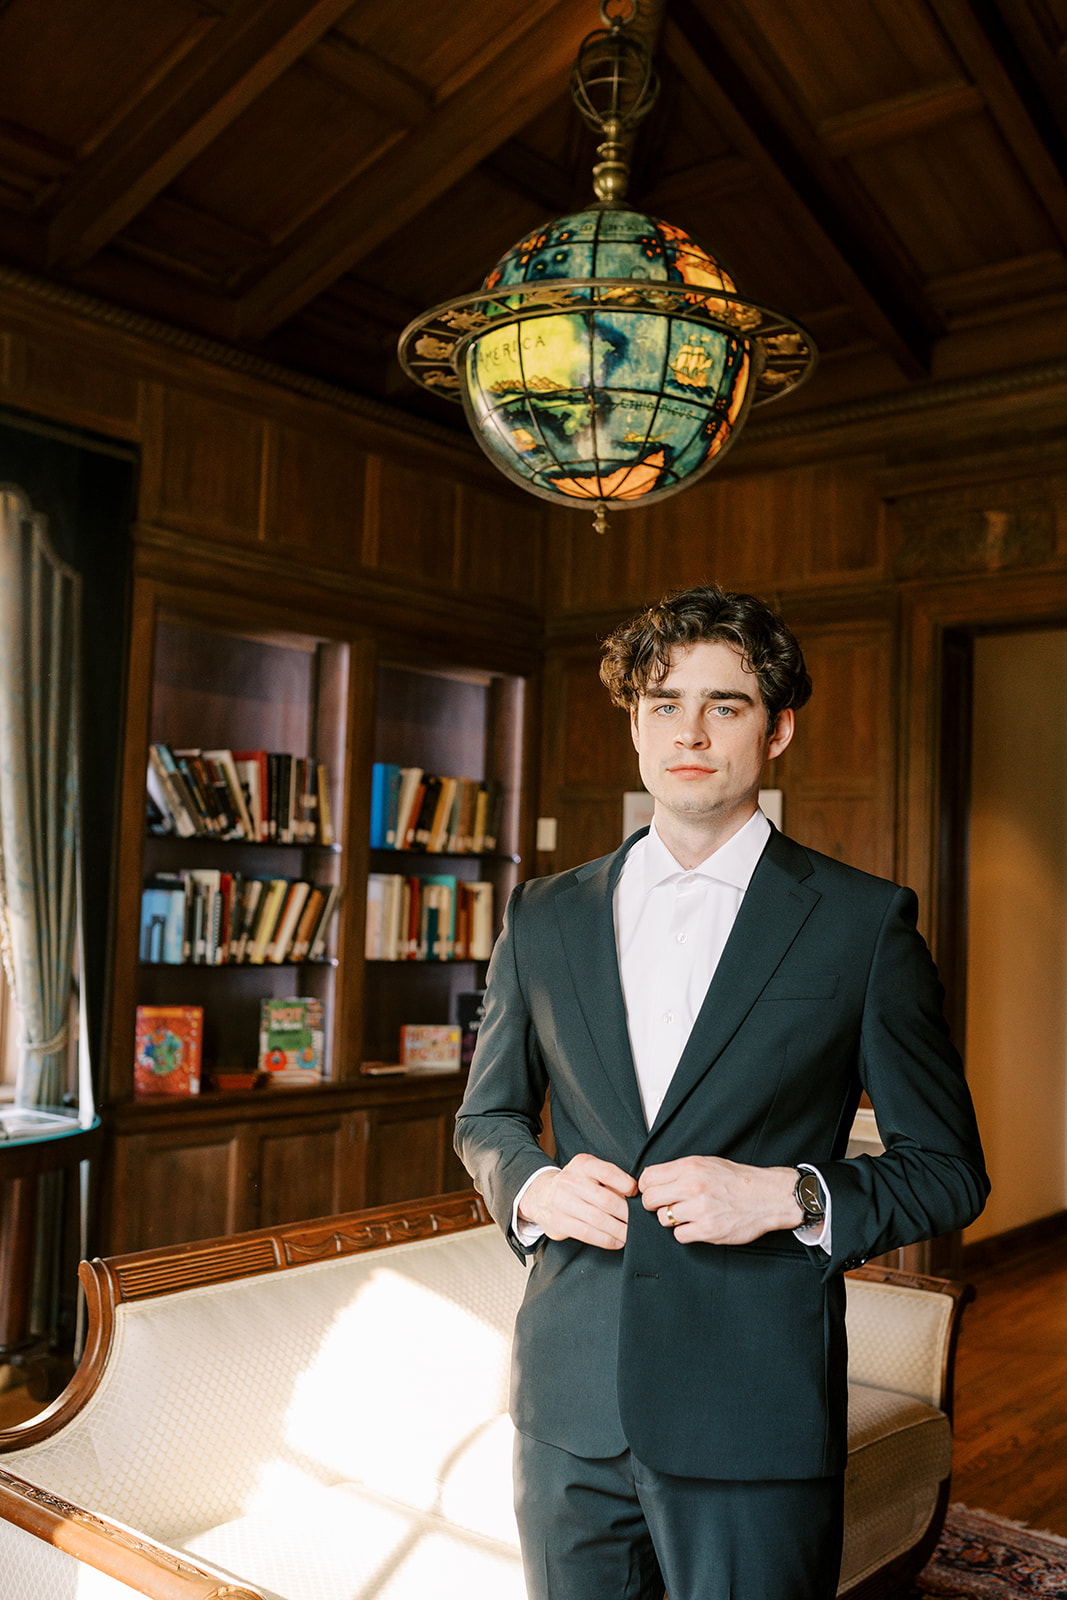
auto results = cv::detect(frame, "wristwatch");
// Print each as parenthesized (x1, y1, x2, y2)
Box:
(793, 1168, 826, 1228)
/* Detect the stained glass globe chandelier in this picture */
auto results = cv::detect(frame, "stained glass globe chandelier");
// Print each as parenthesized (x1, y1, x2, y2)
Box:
(398, 1, 816, 533)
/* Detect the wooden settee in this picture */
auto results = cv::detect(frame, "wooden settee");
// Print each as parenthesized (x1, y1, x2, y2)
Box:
(0, 1191, 971, 1600)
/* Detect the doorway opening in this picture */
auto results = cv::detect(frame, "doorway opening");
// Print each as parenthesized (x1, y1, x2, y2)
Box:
(960, 627, 1067, 1249)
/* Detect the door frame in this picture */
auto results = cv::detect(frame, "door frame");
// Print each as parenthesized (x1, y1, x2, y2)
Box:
(900, 570, 1067, 1270)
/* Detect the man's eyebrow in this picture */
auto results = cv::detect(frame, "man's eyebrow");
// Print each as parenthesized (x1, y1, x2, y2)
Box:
(645, 685, 756, 703)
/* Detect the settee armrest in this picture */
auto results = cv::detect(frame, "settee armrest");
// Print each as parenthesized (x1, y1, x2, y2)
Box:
(0, 1465, 267, 1599)
(845, 1266, 973, 1416)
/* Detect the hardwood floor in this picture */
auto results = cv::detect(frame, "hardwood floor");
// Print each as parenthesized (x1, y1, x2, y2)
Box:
(0, 1369, 44, 1429)
(951, 1240, 1067, 1537)
(1, 1242, 1065, 1541)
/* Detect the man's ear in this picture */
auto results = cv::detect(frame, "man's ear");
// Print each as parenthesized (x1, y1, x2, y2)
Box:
(767, 707, 795, 760)
(630, 707, 641, 753)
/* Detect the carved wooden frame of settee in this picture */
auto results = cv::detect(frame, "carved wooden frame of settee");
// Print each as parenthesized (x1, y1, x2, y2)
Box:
(839, 1262, 973, 1600)
(0, 1190, 973, 1600)
(0, 1190, 489, 1600)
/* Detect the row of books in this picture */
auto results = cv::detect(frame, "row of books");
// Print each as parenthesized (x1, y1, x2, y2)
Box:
(134, 998, 325, 1096)
(370, 765, 504, 855)
(147, 743, 334, 845)
(140, 870, 341, 966)
(365, 873, 493, 962)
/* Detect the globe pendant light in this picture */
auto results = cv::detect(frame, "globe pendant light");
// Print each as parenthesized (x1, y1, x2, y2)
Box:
(398, 1, 816, 533)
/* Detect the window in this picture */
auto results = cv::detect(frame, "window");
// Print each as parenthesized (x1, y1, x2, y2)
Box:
(0, 971, 18, 1096)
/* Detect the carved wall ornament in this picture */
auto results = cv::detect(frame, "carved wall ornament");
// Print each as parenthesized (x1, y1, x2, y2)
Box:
(892, 481, 1057, 579)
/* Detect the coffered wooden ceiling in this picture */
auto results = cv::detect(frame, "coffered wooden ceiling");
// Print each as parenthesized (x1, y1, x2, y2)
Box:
(5, 0, 1067, 435)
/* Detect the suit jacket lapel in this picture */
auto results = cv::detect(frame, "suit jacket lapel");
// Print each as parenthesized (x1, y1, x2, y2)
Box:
(555, 833, 647, 1138)
(646, 829, 821, 1137)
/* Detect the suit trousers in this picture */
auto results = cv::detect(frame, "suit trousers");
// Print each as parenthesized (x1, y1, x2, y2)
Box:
(513, 1431, 845, 1600)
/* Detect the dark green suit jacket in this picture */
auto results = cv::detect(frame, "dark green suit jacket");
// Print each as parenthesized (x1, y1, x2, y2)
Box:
(455, 826, 988, 1481)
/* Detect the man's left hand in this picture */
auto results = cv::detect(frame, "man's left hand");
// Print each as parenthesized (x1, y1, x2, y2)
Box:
(638, 1156, 802, 1245)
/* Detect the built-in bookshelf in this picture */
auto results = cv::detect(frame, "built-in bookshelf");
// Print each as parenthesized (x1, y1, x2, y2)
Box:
(102, 577, 531, 1255)
(134, 615, 351, 1088)
(362, 660, 524, 1068)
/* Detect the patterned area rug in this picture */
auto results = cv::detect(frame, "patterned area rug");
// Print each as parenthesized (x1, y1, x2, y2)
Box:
(908, 1506, 1067, 1596)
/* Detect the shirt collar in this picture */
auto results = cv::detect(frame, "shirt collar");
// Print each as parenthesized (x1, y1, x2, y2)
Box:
(638, 809, 772, 894)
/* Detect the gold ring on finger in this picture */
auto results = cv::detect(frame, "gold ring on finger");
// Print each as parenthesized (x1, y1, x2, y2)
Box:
(666, 1204, 677, 1227)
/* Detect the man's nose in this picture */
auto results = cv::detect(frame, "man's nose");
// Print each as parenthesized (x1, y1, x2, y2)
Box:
(675, 712, 709, 746)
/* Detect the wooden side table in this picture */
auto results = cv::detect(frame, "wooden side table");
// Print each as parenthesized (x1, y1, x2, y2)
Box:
(0, 1113, 101, 1366)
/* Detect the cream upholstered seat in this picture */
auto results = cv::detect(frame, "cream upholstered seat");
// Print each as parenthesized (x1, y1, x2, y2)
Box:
(0, 1193, 970, 1600)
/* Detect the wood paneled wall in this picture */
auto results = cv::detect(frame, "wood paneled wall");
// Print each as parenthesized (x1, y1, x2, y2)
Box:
(535, 391, 1067, 981)
(8, 270, 1067, 975)
(0, 277, 545, 669)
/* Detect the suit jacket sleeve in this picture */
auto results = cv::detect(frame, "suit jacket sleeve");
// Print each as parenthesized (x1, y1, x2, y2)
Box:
(455, 882, 559, 1257)
(816, 882, 988, 1277)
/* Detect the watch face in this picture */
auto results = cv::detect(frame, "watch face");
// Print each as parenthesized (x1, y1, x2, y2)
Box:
(797, 1171, 824, 1216)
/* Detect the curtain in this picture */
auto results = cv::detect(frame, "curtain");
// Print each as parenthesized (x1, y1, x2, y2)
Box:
(0, 484, 81, 1109)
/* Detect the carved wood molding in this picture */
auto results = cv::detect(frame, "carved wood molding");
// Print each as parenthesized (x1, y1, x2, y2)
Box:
(0, 261, 472, 460)
(0, 1467, 266, 1599)
(280, 1192, 489, 1264)
(128, 524, 544, 665)
(742, 354, 1067, 451)
(91, 1189, 490, 1305)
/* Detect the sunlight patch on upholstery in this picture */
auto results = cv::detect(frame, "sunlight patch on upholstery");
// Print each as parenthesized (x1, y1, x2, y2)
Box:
(274, 1263, 514, 1506)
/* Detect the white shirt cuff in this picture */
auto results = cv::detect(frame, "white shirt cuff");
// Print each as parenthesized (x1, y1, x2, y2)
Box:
(511, 1165, 558, 1247)
(793, 1163, 832, 1252)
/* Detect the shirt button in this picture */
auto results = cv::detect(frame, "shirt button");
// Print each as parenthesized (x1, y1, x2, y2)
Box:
(676, 931, 687, 944)
(663, 1010, 674, 1024)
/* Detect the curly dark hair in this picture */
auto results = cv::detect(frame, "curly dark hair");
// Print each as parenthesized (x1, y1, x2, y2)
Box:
(599, 584, 812, 730)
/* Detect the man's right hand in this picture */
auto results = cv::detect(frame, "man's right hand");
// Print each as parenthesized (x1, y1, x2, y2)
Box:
(518, 1153, 637, 1249)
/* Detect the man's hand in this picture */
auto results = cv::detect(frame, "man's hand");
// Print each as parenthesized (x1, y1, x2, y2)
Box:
(519, 1153, 638, 1249)
(638, 1156, 802, 1245)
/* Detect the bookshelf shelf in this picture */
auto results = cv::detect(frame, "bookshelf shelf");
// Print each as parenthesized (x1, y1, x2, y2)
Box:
(365, 958, 486, 967)
(363, 660, 524, 1069)
(369, 848, 522, 865)
(147, 838, 344, 854)
(138, 958, 340, 970)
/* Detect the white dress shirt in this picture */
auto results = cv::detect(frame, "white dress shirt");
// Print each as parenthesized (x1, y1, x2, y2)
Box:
(615, 810, 770, 1127)
(513, 810, 830, 1249)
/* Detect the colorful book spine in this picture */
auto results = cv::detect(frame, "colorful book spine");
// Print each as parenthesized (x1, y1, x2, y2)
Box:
(147, 745, 332, 842)
(370, 764, 505, 856)
(363, 874, 489, 961)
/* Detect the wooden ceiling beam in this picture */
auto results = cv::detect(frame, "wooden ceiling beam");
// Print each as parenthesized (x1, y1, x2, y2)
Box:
(818, 80, 984, 157)
(304, 35, 432, 126)
(665, 0, 934, 379)
(46, 0, 360, 272)
(478, 139, 580, 216)
(992, 0, 1067, 133)
(302, 275, 424, 336)
(927, 0, 1067, 248)
(236, 0, 592, 340)
(638, 155, 758, 211)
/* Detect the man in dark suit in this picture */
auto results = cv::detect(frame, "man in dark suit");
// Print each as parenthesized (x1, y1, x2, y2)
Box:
(456, 584, 988, 1600)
